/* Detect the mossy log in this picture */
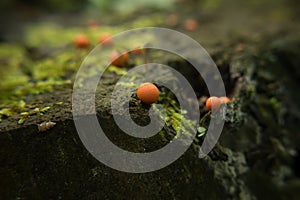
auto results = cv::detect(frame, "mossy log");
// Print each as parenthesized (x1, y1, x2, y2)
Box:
(1, 22, 300, 200)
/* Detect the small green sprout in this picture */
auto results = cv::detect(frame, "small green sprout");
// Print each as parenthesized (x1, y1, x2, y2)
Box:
(17, 106, 52, 125)
(18, 117, 28, 124)
(40, 106, 51, 113)
(0, 108, 14, 117)
(197, 127, 207, 137)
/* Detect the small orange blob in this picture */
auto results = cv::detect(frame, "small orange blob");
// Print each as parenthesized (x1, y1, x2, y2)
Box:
(184, 19, 198, 31)
(206, 96, 221, 110)
(132, 47, 144, 55)
(74, 34, 89, 48)
(137, 83, 160, 104)
(98, 33, 114, 46)
(235, 43, 245, 52)
(110, 50, 129, 67)
(87, 19, 99, 29)
(166, 14, 178, 26)
(219, 96, 231, 104)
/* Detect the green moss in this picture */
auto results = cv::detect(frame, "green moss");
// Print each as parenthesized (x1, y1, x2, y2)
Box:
(25, 24, 85, 48)
(112, 77, 200, 143)
(269, 97, 280, 111)
(106, 66, 127, 75)
(0, 44, 29, 91)
(24, 23, 127, 48)
(0, 15, 165, 124)
(32, 51, 83, 80)
(17, 106, 53, 124)
(91, 167, 101, 177)
(126, 14, 165, 28)
(15, 80, 72, 96)
(0, 100, 26, 122)
(153, 89, 197, 142)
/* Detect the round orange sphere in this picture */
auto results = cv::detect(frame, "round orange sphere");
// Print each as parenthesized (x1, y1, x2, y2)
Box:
(206, 96, 221, 110)
(98, 33, 114, 46)
(219, 96, 231, 104)
(184, 19, 198, 31)
(137, 83, 160, 104)
(74, 34, 89, 48)
(110, 50, 129, 67)
(132, 47, 143, 55)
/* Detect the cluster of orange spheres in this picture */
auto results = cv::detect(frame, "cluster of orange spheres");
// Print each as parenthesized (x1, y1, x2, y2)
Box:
(206, 96, 231, 110)
(74, 33, 146, 68)
(73, 33, 114, 49)
(136, 83, 231, 110)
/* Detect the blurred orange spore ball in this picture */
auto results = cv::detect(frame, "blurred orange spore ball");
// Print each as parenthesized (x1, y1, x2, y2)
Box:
(110, 50, 129, 67)
(132, 47, 144, 55)
(184, 19, 198, 31)
(74, 34, 90, 48)
(98, 33, 114, 46)
(87, 19, 99, 29)
(219, 96, 231, 103)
